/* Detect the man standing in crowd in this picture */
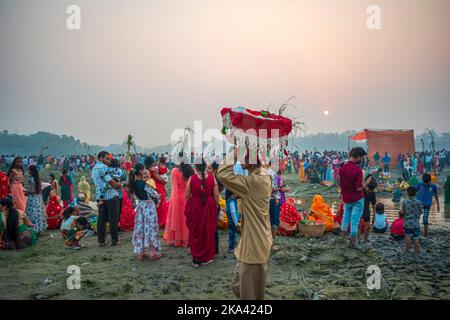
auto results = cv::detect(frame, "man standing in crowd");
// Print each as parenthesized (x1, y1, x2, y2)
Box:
(91, 151, 122, 247)
(373, 151, 380, 167)
(337, 147, 367, 250)
(217, 150, 272, 300)
(416, 173, 439, 237)
(382, 152, 391, 174)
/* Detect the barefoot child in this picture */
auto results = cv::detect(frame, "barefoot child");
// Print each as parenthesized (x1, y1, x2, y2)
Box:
(372, 203, 388, 233)
(402, 187, 423, 256)
(225, 188, 239, 253)
(61, 207, 88, 250)
(362, 180, 377, 242)
(390, 211, 405, 241)
(128, 164, 161, 261)
(416, 173, 439, 237)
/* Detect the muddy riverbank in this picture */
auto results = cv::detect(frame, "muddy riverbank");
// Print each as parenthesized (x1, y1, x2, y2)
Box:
(1, 224, 449, 300)
(0, 169, 448, 300)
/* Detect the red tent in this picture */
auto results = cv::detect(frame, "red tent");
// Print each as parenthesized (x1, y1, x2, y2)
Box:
(350, 129, 415, 166)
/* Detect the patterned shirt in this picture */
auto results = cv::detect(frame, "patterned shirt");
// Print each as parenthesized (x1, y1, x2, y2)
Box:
(401, 197, 423, 229)
(267, 168, 281, 200)
(91, 162, 120, 201)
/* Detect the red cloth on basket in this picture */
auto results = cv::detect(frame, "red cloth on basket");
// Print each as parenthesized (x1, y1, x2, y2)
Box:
(221, 107, 293, 138)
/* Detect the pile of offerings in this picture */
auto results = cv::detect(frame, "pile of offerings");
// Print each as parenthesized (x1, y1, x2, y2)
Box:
(217, 196, 228, 230)
(320, 181, 335, 188)
(395, 178, 409, 190)
(376, 183, 394, 193)
(298, 219, 327, 238)
(217, 196, 241, 232)
(296, 195, 338, 238)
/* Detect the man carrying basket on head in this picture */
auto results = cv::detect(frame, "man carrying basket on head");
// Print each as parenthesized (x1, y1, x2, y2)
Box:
(217, 106, 293, 300)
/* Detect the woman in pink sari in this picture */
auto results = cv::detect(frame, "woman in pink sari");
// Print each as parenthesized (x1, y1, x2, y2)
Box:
(185, 158, 219, 268)
(163, 160, 194, 247)
(7, 157, 27, 211)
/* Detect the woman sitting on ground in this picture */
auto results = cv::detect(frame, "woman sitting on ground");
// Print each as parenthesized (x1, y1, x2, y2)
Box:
(0, 196, 37, 250)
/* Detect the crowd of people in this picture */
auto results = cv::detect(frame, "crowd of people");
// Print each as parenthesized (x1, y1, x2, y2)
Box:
(0, 146, 447, 300)
(336, 147, 441, 254)
(0, 153, 176, 173)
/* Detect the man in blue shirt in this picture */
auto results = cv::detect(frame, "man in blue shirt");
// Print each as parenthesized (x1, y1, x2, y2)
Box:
(91, 151, 122, 246)
(416, 173, 440, 237)
(382, 152, 391, 174)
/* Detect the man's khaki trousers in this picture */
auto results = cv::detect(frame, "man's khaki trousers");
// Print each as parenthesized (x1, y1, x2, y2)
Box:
(231, 261, 268, 300)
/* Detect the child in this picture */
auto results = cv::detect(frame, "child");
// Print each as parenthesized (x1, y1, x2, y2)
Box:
(390, 211, 405, 240)
(108, 158, 127, 220)
(157, 156, 169, 184)
(277, 170, 290, 206)
(62, 216, 88, 250)
(225, 189, 239, 253)
(61, 207, 87, 249)
(128, 165, 161, 261)
(395, 177, 409, 190)
(142, 170, 157, 191)
(416, 173, 439, 236)
(362, 180, 377, 242)
(392, 187, 403, 203)
(402, 187, 423, 256)
(372, 203, 388, 233)
(76, 193, 94, 217)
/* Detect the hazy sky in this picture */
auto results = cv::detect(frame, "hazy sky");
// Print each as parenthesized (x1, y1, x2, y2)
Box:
(1, 0, 449, 147)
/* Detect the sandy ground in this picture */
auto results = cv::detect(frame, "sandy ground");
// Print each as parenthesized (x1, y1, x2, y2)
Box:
(0, 169, 449, 300)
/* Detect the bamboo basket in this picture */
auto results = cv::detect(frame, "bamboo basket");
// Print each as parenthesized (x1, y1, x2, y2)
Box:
(297, 222, 326, 238)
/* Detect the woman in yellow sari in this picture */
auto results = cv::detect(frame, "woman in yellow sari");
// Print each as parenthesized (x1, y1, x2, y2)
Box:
(77, 176, 91, 203)
(298, 161, 306, 182)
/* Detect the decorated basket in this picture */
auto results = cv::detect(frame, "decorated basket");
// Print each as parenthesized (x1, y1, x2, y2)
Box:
(297, 222, 326, 238)
(221, 106, 293, 161)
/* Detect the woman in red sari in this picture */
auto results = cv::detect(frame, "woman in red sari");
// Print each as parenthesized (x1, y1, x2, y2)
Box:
(146, 156, 169, 228)
(46, 194, 62, 229)
(119, 188, 136, 231)
(185, 158, 219, 268)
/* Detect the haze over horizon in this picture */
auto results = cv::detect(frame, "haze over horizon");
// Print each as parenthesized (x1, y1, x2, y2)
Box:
(1, 0, 449, 148)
